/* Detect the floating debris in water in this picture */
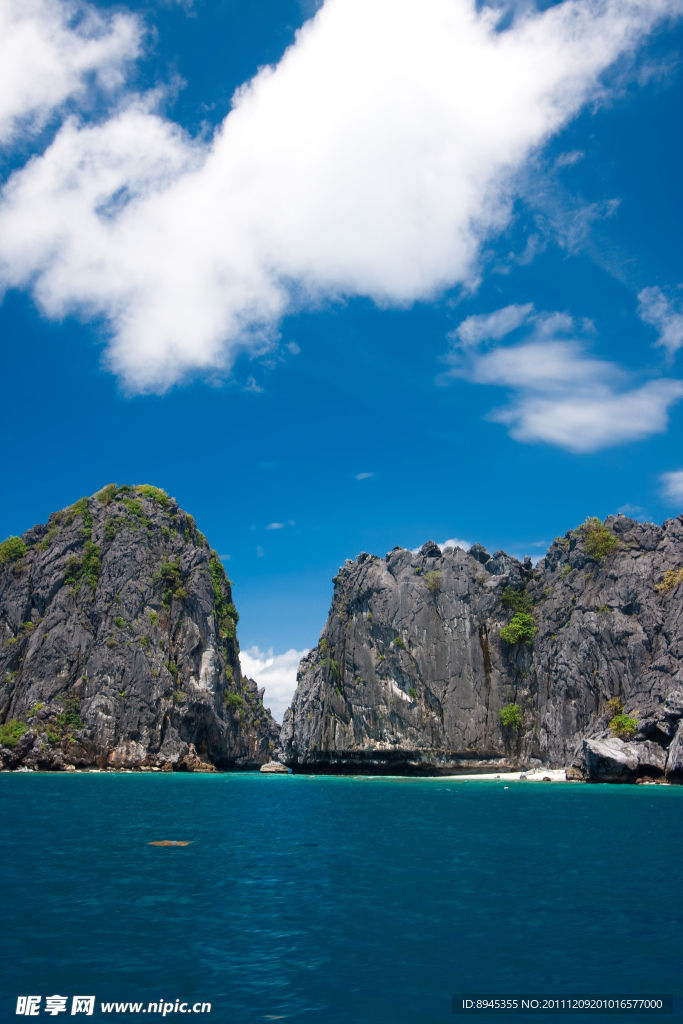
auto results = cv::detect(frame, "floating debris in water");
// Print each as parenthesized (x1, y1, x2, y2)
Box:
(148, 841, 193, 846)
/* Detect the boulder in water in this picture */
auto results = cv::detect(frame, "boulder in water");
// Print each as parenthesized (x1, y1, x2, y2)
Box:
(260, 761, 290, 774)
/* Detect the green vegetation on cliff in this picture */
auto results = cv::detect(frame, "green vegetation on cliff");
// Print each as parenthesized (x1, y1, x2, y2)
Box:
(500, 613, 537, 645)
(501, 585, 532, 613)
(0, 719, 27, 746)
(424, 570, 442, 592)
(0, 537, 27, 563)
(576, 517, 618, 560)
(499, 703, 523, 728)
(210, 552, 239, 639)
(609, 714, 638, 738)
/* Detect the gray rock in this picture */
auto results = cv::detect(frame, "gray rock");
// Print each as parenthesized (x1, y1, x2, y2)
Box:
(281, 514, 683, 781)
(469, 544, 491, 565)
(0, 486, 279, 770)
(260, 760, 290, 773)
(420, 540, 442, 559)
(581, 736, 667, 782)
(665, 720, 683, 780)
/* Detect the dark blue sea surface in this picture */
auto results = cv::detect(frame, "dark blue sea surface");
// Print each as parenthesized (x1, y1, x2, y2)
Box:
(1, 774, 681, 1023)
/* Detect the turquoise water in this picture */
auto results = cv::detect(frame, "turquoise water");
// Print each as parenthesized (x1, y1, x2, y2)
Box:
(1, 774, 681, 1023)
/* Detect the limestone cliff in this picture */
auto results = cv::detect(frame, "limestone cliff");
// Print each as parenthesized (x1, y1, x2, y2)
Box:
(0, 485, 279, 771)
(280, 515, 683, 782)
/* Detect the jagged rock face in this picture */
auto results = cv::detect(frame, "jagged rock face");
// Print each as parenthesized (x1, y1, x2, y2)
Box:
(280, 516, 683, 780)
(0, 486, 279, 771)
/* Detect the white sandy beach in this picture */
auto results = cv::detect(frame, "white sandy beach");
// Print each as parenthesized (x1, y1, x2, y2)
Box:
(441, 768, 572, 783)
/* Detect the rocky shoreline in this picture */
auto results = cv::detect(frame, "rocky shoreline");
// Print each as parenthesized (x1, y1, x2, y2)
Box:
(3, 764, 676, 786)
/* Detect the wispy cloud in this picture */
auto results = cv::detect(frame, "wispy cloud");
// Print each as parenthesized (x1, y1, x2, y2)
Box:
(355, 472, 375, 481)
(554, 150, 585, 169)
(266, 522, 284, 530)
(240, 645, 309, 723)
(450, 304, 533, 348)
(660, 470, 683, 504)
(638, 287, 683, 358)
(617, 503, 648, 519)
(0, 0, 679, 390)
(445, 306, 683, 452)
(256, 545, 264, 557)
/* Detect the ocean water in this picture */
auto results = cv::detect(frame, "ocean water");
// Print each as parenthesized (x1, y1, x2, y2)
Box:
(0, 774, 681, 1023)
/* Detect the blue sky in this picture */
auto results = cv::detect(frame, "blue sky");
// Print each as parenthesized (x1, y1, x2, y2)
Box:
(0, 0, 682, 717)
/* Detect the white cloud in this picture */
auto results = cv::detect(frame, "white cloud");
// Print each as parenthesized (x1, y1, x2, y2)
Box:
(355, 472, 375, 480)
(240, 645, 309, 723)
(0, 0, 141, 145)
(439, 538, 470, 551)
(446, 306, 683, 451)
(218, 553, 231, 560)
(0, 0, 680, 391)
(638, 286, 683, 358)
(660, 470, 683, 504)
(266, 522, 284, 530)
(449, 303, 533, 348)
(411, 537, 470, 554)
(492, 376, 683, 451)
(464, 339, 616, 389)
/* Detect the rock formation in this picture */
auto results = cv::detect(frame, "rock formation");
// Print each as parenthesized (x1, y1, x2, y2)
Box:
(259, 760, 290, 773)
(280, 515, 683, 782)
(0, 485, 279, 771)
